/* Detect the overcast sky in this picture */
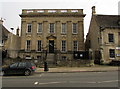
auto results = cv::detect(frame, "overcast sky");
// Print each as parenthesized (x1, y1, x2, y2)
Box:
(0, 0, 119, 38)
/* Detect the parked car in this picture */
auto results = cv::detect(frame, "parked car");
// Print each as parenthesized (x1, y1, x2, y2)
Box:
(2, 62, 36, 76)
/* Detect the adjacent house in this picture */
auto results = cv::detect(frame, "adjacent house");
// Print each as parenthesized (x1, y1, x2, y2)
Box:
(0, 19, 21, 59)
(85, 6, 120, 64)
(0, 19, 10, 52)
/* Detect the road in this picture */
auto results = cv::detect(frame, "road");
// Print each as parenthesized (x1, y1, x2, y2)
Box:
(2, 71, 119, 87)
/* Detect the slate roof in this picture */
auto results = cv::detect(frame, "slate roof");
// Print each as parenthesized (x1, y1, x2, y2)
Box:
(95, 15, 120, 28)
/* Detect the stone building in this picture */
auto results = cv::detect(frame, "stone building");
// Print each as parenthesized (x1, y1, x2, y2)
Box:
(0, 19, 21, 59)
(19, 9, 85, 64)
(0, 19, 10, 51)
(85, 6, 120, 64)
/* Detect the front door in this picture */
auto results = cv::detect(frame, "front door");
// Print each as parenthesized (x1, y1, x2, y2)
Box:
(49, 40, 54, 53)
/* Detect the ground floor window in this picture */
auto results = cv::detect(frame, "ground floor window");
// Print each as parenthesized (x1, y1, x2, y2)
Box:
(109, 49, 115, 58)
(37, 56, 41, 59)
(61, 56, 67, 60)
(61, 40, 66, 52)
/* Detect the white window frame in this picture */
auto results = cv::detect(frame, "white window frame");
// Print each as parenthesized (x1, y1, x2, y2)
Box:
(73, 41, 78, 51)
(27, 23, 32, 33)
(72, 23, 78, 34)
(61, 23, 67, 34)
(37, 23, 42, 33)
(61, 40, 67, 52)
(49, 23, 55, 33)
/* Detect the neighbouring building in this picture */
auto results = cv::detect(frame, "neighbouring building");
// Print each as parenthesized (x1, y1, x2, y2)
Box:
(0, 19, 21, 59)
(19, 9, 85, 64)
(0, 19, 10, 51)
(85, 6, 120, 64)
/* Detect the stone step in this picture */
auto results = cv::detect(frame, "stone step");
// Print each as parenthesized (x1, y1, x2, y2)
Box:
(46, 53, 54, 62)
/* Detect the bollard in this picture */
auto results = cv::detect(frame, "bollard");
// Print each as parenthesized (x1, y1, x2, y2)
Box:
(44, 61, 49, 71)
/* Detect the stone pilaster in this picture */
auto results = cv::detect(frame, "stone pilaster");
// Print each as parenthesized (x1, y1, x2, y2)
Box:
(31, 21, 37, 50)
(67, 21, 72, 51)
(78, 21, 84, 50)
(21, 21, 26, 50)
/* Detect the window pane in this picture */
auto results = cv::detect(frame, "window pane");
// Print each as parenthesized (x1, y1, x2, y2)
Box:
(108, 34, 114, 42)
(18, 62, 26, 68)
(37, 40, 42, 51)
(73, 41, 78, 51)
(10, 63, 18, 68)
(62, 40, 66, 52)
(109, 49, 115, 58)
(73, 23, 77, 33)
(27, 24, 32, 32)
(26, 40, 31, 51)
(50, 23, 54, 33)
(38, 23, 42, 33)
(62, 23, 66, 34)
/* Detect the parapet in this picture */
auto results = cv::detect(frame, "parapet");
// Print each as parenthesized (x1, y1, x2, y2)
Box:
(20, 9, 85, 17)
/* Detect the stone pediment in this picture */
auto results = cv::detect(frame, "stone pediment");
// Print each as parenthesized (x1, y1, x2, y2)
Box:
(46, 35, 56, 40)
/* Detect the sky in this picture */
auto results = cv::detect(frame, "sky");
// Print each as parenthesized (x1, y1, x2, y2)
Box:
(0, 0, 119, 38)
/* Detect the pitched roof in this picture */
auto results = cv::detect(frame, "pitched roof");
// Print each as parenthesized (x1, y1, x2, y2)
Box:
(94, 15, 120, 28)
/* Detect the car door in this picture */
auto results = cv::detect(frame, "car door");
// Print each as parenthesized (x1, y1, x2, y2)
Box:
(17, 62, 26, 74)
(8, 63, 19, 74)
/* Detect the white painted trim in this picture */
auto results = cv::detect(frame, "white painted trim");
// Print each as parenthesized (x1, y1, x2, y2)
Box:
(26, 23, 32, 33)
(37, 23, 42, 33)
(61, 23, 67, 34)
(72, 23, 78, 34)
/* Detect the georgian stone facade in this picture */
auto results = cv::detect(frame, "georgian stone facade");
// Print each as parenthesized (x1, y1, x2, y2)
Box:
(19, 9, 85, 63)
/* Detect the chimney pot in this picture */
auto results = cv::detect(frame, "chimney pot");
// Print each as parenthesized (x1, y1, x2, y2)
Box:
(92, 6, 96, 15)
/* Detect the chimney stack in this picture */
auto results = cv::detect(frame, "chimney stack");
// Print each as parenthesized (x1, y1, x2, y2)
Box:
(0, 18, 3, 25)
(92, 6, 96, 15)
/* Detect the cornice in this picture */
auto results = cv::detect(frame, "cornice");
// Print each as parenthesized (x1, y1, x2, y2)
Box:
(19, 13, 86, 17)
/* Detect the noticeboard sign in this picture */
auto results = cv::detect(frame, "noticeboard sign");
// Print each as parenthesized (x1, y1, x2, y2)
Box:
(73, 51, 89, 59)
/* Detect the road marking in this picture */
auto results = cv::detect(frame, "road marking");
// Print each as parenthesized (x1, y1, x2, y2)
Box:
(39, 81, 62, 85)
(97, 80, 119, 83)
(34, 82, 39, 85)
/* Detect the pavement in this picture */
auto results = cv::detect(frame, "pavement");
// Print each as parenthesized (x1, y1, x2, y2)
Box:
(35, 65, 119, 73)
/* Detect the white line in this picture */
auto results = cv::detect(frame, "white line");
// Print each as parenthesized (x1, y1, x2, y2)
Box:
(39, 81, 62, 85)
(97, 80, 119, 83)
(34, 82, 39, 85)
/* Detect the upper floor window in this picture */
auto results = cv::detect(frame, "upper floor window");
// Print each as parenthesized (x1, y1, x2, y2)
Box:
(49, 23, 55, 33)
(26, 40, 31, 51)
(61, 40, 66, 52)
(72, 23, 77, 34)
(27, 24, 32, 33)
(37, 40, 42, 51)
(73, 41, 78, 51)
(38, 23, 42, 33)
(61, 23, 66, 34)
(109, 49, 115, 58)
(108, 34, 114, 43)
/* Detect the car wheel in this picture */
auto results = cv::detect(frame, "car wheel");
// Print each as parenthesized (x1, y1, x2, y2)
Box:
(24, 70, 31, 76)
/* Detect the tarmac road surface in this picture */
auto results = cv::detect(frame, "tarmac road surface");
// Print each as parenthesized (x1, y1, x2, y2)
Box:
(2, 71, 119, 87)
